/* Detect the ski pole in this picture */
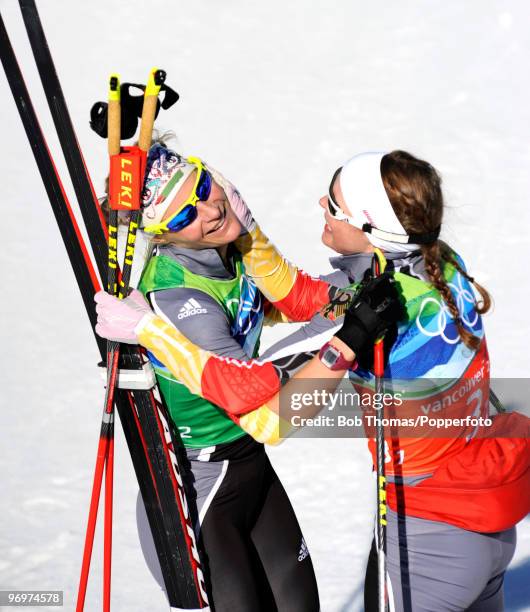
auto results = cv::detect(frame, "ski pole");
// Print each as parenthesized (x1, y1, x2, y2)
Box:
(372, 248, 388, 612)
(103, 73, 121, 612)
(101, 67, 164, 609)
(76, 68, 163, 611)
(76, 73, 122, 612)
(101, 70, 164, 607)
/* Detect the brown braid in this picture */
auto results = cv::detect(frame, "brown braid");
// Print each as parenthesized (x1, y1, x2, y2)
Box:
(380, 151, 491, 350)
(422, 242, 481, 350)
(440, 244, 491, 315)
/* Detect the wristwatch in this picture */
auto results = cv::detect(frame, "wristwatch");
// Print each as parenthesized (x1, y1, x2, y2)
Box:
(318, 342, 356, 371)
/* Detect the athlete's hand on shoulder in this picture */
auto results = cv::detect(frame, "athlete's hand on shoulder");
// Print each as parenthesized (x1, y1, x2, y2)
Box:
(94, 288, 155, 344)
(205, 163, 255, 234)
(334, 272, 405, 356)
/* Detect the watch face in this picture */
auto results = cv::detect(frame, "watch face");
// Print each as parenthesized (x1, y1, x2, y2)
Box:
(322, 346, 340, 367)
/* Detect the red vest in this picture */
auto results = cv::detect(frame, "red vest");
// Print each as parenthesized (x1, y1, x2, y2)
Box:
(386, 411, 530, 532)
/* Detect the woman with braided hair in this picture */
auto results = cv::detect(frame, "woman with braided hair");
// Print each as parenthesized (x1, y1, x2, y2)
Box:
(258, 149, 529, 611)
(96, 147, 529, 611)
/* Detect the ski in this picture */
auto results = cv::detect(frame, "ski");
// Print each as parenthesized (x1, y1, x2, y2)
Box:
(1, 5, 208, 610)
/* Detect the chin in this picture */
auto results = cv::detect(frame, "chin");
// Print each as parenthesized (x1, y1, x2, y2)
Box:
(321, 229, 335, 250)
(224, 217, 243, 244)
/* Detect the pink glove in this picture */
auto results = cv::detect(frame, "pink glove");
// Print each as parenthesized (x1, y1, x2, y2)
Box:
(95, 289, 155, 344)
(206, 164, 256, 234)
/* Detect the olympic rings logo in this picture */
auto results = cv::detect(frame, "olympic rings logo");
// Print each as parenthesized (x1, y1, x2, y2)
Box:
(416, 273, 479, 344)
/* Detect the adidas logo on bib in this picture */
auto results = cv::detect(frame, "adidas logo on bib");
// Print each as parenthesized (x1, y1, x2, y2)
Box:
(177, 298, 207, 319)
(298, 537, 309, 562)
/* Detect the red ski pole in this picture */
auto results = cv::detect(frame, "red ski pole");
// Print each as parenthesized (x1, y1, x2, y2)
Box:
(76, 73, 121, 612)
(372, 248, 388, 612)
(102, 73, 122, 612)
(77, 68, 162, 611)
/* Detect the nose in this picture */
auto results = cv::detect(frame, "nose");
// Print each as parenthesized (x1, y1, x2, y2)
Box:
(197, 202, 223, 233)
(319, 196, 332, 221)
(196, 200, 221, 223)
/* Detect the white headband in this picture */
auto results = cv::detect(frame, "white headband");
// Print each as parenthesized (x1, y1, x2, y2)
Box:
(339, 152, 422, 253)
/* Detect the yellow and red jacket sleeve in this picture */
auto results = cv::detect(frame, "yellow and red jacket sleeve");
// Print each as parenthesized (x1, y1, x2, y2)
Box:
(137, 315, 292, 444)
(235, 223, 330, 321)
(238, 405, 294, 446)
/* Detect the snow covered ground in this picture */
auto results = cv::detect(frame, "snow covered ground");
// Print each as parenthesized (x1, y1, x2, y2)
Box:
(1, 0, 529, 610)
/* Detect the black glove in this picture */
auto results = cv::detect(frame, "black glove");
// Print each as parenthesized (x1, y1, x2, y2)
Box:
(333, 272, 404, 355)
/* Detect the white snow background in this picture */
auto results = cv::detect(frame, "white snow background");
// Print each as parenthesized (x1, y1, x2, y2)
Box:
(1, 0, 529, 610)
